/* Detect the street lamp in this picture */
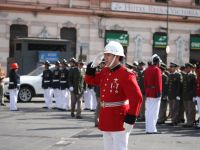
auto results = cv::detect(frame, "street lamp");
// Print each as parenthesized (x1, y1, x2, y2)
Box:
(166, 0, 170, 63)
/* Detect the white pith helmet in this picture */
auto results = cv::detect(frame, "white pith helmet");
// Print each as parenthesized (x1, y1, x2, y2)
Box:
(104, 41, 125, 57)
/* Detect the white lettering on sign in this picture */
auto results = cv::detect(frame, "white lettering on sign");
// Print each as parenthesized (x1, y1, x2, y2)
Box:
(111, 2, 200, 18)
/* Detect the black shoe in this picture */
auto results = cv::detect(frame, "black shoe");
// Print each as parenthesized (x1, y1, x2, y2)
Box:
(90, 109, 95, 112)
(42, 106, 48, 109)
(179, 119, 185, 123)
(10, 109, 19, 111)
(0, 103, 6, 106)
(57, 108, 66, 111)
(71, 113, 75, 117)
(52, 107, 57, 109)
(157, 121, 165, 125)
(76, 116, 83, 119)
(84, 108, 90, 110)
(94, 124, 98, 127)
(146, 131, 162, 134)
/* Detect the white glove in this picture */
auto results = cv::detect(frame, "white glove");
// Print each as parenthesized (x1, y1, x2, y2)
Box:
(176, 96, 180, 101)
(91, 53, 104, 68)
(69, 86, 74, 91)
(123, 123, 133, 133)
(193, 97, 197, 102)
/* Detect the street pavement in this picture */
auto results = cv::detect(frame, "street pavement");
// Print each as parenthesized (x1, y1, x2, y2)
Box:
(0, 98, 200, 150)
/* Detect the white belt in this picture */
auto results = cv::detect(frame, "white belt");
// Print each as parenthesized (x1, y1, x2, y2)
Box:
(60, 81, 67, 83)
(44, 80, 50, 83)
(100, 100, 129, 108)
(9, 82, 14, 84)
(53, 80, 59, 82)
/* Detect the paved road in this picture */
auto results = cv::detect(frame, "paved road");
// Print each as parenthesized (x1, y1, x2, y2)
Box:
(0, 98, 200, 150)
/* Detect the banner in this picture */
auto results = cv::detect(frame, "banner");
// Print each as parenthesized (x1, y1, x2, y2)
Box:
(105, 32, 129, 46)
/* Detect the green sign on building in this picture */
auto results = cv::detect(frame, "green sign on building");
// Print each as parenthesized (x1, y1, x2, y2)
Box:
(105, 32, 129, 46)
(190, 35, 200, 50)
(153, 34, 167, 49)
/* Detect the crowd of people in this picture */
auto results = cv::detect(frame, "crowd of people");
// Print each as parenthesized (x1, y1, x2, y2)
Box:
(126, 57, 200, 130)
(1, 41, 200, 150)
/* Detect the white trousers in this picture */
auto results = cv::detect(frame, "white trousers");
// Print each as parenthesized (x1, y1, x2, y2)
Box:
(103, 131, 130, 150)
(90, 89, 97, 110)
(53, 89, 61, 108)
(60, 89, 70, 110)
(44, 88, 53, 108)
(9, 89, 18, 110)
(145, 97, 161, 132)
(196, 97, 200, 127)
(84, 88, 97, 110)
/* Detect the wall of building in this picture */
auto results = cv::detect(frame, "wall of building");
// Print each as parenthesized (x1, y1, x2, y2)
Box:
(0, 0, 200, 71)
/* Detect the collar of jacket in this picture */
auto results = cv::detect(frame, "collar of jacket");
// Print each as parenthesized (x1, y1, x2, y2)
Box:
(110, 64, 121, 72)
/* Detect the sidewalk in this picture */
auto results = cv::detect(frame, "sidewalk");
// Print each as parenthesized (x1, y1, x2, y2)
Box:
(0, 100, 199, 150)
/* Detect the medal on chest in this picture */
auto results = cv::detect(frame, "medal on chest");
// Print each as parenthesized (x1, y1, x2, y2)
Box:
(110, 78, 119, 94)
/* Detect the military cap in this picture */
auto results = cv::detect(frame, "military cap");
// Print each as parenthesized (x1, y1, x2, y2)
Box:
(62, 59, 68, 65)
(69, 57, 77, 63)
(132, 61, 138, 68)
(55, 60, 61, 65)
(138, 61, 145, 66)
(192, 64, 196, 68)
(160, 63, 167, 70)
(185, 63, 194, 68)
(169, 62, 178, 67)
(101, 58, 105, 63)
(180, 66, 185, 71)
(44, 60, 51, 66)
(152, 54, 162, 64)
(126, 62, 134, 69)
(133, 61, 138, 66)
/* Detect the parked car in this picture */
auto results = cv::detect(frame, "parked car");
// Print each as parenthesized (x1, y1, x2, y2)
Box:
(3, 65, 55, 102)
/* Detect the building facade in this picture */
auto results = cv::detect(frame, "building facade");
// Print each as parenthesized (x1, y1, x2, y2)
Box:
(0, 0, 200, 73)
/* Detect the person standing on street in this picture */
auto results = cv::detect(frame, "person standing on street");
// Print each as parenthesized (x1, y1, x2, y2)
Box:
(136, 61, 146, 121)
(144, 54, 162, 134)
(167, 62, 182, 126)
(52, 60, 61, 109)
(85, 41, 143, 150)
(59, 59, 70, 111)
(8, 63, 20, 111)
(0, 64, 6, 106)
(182, 63, 196, 128)
(68, 58, 84, 119)
(195, 63, 200, 129)
(157, 63, 168, 125)
(42, 60, 53, 109)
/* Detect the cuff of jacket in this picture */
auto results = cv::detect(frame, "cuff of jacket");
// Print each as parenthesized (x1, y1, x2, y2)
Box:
(86, 62, 96, 76)
(124, 113, 137, 125)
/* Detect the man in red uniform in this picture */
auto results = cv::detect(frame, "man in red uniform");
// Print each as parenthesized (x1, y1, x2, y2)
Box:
(85, 41, 142, 150)
(144, 54, 162, 134)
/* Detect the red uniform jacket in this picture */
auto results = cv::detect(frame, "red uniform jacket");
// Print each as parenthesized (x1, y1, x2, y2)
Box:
(144, 65, 162, 98)
(196, 68, 200, 97)
(85, 65, 142, 131)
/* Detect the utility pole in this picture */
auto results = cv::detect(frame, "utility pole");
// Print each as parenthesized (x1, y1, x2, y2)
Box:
(166, 0, 170, 64)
